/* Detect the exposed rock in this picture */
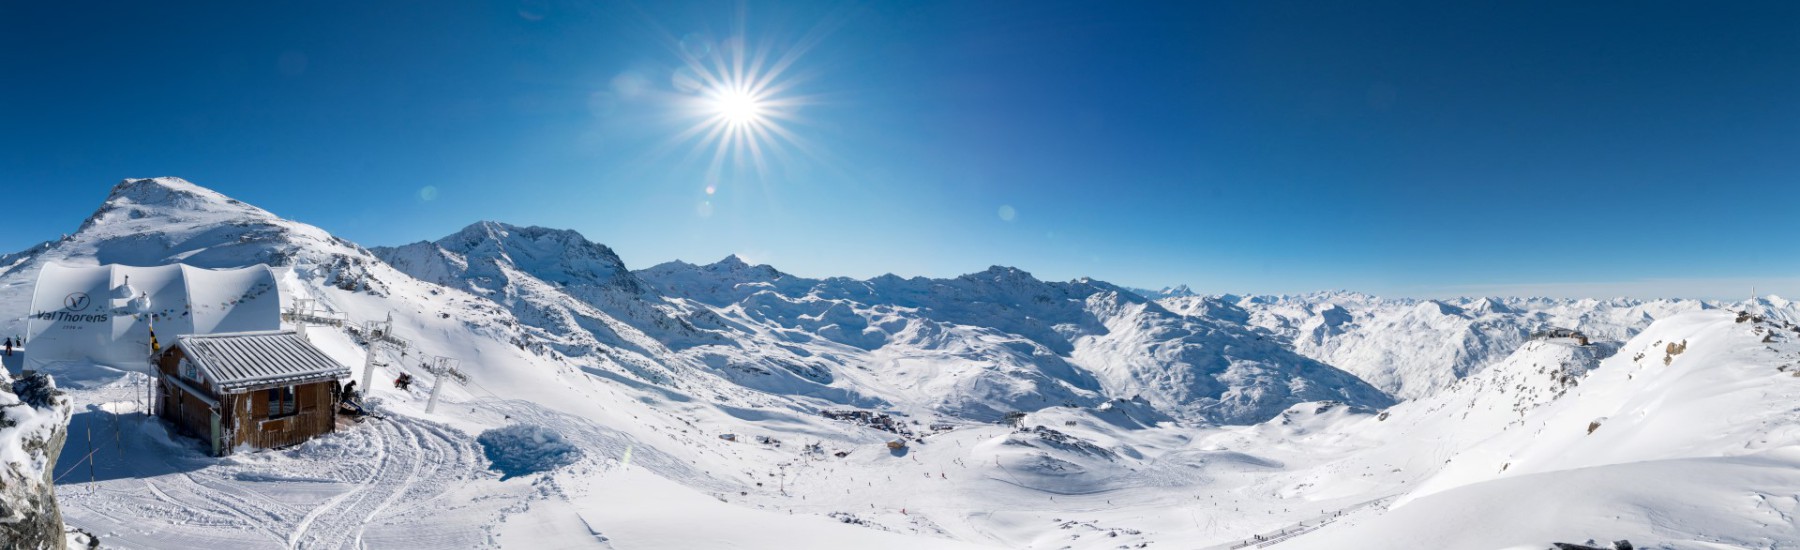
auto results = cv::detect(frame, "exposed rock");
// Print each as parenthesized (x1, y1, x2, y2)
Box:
(0, 370, 74, 550)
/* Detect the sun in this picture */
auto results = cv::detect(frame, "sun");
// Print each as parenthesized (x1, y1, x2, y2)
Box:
(711, 87, 764, 126)
(663, 27, 824, 180)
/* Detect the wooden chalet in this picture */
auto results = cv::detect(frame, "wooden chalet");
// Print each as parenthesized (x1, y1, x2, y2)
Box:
(154, 330, 351, 456)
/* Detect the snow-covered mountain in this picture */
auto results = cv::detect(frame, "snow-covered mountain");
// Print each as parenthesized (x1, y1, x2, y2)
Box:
(368, 216, 1396, 424)
(0, 179, 587, 393)
(5, 177, 1392, 428)
(12, 177, 1800, 549)
(1126, 284, 1197, 299)
(1281, 309, 1800, 547)
(373, 221, 730, 358)
(0, 177, 424, 333)
(632, 259, 1394, 423)
(1163, 291, 1720, 400)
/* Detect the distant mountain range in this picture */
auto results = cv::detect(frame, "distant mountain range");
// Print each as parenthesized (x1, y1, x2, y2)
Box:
(10, 177, 1800, 547)
(4, 177, 1793, 426)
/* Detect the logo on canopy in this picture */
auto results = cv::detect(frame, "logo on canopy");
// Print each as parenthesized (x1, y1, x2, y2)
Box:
(65, 292, 92, 311)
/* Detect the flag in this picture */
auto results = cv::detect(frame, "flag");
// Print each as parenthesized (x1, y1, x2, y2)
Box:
(149, 320, 161, 354)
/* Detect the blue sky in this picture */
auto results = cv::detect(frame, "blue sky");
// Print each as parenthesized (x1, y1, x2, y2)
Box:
(3, 1, 1797, 299)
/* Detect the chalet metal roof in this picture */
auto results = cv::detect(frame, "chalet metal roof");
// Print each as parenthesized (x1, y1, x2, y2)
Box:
(176, 330, 350, 392)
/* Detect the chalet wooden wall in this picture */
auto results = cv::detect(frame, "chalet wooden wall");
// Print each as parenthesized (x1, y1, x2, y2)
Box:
(155, 347, 217, 446)
(156, 347, 185, 378)
(160, 383, 218, 444)
(232, 381, 337, 450)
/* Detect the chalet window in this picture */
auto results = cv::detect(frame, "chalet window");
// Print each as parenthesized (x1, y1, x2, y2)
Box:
(268, 386, 297, 419)
(181, 359, 200, 383)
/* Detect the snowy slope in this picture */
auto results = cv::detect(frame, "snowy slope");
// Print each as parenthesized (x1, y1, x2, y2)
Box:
(1281, 310, 1800, 548)
(1165, 291, 1720, 400)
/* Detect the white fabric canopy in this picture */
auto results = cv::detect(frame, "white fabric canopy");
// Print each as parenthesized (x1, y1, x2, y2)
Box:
(25, 263, 280, 370)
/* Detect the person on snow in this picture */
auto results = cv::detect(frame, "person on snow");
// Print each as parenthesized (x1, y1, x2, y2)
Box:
(394, 373, 413, 391)
(340, 380, 366, 416)
(3, 337, 11, 357)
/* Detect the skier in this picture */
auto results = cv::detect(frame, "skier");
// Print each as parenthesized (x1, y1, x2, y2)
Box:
(394, 373, 413, 391)
(2, 337, 11, 357)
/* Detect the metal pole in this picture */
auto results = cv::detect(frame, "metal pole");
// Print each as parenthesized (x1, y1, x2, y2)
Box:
(426, 367, 444, 414)
(361, 339, 378, 391)
(87, 423, 94, 491)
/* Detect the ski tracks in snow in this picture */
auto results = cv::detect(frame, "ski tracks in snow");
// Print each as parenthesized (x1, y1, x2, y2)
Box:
(288, 416, 481, 549)
(60, 392, 602, 549)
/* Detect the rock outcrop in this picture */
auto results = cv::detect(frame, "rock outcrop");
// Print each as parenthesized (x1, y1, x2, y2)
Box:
(0, 370, 73, 550)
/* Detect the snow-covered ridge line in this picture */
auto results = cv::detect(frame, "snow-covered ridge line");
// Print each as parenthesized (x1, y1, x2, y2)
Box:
(372, 220, 1396, 425)
(3, 177, 1386, 429)
(1159, 290, 1795, 400)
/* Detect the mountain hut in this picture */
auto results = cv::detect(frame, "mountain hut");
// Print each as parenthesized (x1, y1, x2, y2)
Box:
(155, 330, 350, 456)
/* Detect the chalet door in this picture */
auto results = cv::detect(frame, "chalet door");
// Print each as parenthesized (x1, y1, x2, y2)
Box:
(209, 410, 223, 456)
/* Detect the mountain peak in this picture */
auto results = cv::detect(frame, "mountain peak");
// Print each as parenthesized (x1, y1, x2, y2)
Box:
(79, 177, 280, 238)
(699, 254, 786, 281)
(970, 265, 1035, 281)
(110, 176, 207, 197)
(714, 254, 750, 268)
(1413, 299, 1466, 317)
(441, 222, 608, 256)
(422, 221, 646, 296)
(99, 177, 260, 214)
(1466, 296, 1514, 314)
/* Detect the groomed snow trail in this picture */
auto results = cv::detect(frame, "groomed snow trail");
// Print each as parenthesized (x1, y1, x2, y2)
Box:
(54, 384, 495, 550)
(286, 416, 480, 549)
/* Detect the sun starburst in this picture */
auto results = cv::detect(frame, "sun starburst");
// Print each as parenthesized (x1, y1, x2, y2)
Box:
(665, 15, 830, 182)
(711, 86, 764, 127)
